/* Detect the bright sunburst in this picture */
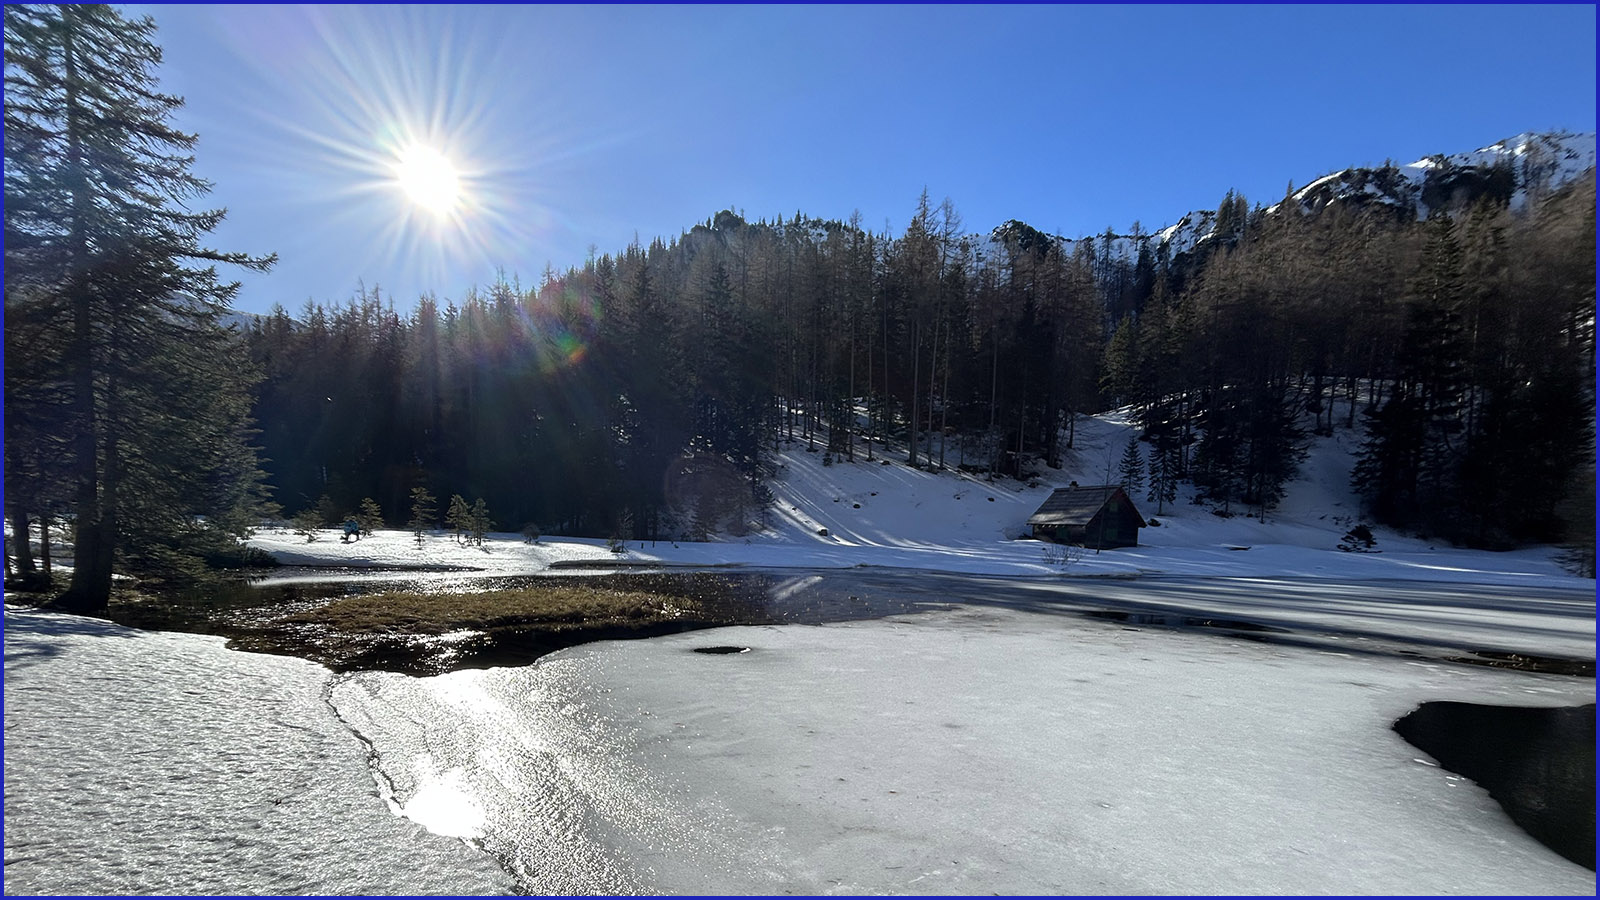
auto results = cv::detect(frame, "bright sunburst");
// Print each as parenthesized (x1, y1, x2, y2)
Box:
(393, 144, 461, 215)
(223, 5, 588, 292)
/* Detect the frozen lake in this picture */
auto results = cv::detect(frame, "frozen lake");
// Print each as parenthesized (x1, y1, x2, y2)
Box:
(5, 572, 1595, 894)
(132, 567, 1600, 676)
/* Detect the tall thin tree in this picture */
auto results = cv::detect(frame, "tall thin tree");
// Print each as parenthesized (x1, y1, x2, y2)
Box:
(4, 4, 275, 609)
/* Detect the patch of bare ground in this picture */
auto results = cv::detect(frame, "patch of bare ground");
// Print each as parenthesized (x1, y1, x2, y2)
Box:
(280, 584, 703, 633)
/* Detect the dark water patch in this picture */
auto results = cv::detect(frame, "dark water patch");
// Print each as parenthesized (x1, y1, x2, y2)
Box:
(321, 620, 745, 676)
(1450, 650, 1596, 677)
(544, 559, 745, 570)
(1394, 702, 1595, 869)
(1388, 647, 1596, 677)
(693, 646, 751, 655)
(1081, 609, 1290, 635)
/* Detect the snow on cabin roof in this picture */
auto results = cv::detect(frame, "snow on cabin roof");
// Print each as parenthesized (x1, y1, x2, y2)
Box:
(1027, 484, 1141, 527)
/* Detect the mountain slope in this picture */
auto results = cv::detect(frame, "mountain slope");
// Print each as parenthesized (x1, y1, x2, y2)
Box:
(1045, 130, 1596, 263)
(730, 410, 1587, 585)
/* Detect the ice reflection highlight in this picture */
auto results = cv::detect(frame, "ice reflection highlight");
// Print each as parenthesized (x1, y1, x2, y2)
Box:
(400, 768, 486, 839)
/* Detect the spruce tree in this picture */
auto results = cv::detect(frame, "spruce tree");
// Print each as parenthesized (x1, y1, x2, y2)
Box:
(1146, 440, 1179, 515)
(4, 4, 275, 608)
(291, 509, 322, 543)
(446, 494, 471, 543)
(469, 498, 491, 547)
(1100, 315, 1141, 407)
(1117, 436, 1144, 496)
(356, 497, 384, 538)
(408, 486, 436, 548)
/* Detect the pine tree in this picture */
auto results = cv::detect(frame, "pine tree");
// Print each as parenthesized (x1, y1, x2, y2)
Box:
(408, 486, 436, 548)
(314, 494, 340, 526)
(356, 497, 384, 538)
(1406, 212, 1470, 502)
(1193, 396, 1245, 516)
(291, 509, 322, 543)
(1117, 436, 1145, 496)
(1100, 314, 1141, 408)
(1146, 440, 1179, 515)
(4, 4, 275, 608)
(446, 493, 471, 543)
(469, 498, 491, 546)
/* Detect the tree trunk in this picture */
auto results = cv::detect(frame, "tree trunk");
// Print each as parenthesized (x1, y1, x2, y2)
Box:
(1310, 368, 1325, 433)
(864, 316, 874, 462)
(989, 334, 1000, 476)
(9, 507, 37, 578)
(882, 293, 890, 463)
(938, 335, 949, 470)
(989, 333, 999, 434)
(927, 316, 939, 469)
(40, 510, 51, 577)
(91, 416, 122, 596)
(908, 324, 920, 467)
(1016, 367, 1028, 472)
(60, 9, 111, 613)
(846, 314, 855, 462)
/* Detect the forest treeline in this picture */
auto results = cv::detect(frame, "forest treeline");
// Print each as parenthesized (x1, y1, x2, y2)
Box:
(245, 174, 1595, 552)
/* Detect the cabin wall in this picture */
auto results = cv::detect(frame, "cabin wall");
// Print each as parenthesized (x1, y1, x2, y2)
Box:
(1081, 510, 1138, 549)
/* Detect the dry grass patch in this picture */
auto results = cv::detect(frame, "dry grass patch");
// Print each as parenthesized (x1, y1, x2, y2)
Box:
(283, 585, 706, 634)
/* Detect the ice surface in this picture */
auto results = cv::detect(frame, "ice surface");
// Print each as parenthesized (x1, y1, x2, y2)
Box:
(333, 608, 1596, 894)
(2, 606, 512, 895)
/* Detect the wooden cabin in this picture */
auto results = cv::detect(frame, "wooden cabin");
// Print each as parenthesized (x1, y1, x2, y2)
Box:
(1027, 483, 1144, 549)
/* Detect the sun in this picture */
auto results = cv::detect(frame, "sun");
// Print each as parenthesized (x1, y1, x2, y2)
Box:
(392, 144, 461, 215)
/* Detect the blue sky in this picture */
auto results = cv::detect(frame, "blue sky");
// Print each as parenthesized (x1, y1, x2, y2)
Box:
(127, 4, 1597, 316)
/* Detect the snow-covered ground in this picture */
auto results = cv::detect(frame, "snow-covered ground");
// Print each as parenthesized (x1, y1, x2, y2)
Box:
(248, 413, 1593, 590)
(7, 602, 1592, 894)
(1, 606, 512, 895)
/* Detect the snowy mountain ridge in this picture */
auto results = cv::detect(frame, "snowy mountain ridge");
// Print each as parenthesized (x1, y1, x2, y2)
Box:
(1278, 130, 1595, 218)
(1019, 130, 1596, 264)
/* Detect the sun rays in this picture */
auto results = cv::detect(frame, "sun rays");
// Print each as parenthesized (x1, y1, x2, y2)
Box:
(211, 5, 576, 297)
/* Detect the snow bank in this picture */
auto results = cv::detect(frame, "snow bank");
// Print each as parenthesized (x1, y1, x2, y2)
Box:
(336, 607, 1597, 894)
(2, 605, 512, 895)
(250, 525, 617, 575)
(248, 419, 1593, 591)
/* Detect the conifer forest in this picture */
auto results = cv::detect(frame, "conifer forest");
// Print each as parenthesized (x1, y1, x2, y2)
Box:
(243, 175, 1595, 553)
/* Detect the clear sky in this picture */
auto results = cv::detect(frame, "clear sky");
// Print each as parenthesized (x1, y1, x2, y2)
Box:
(125, 4, 1597, 316)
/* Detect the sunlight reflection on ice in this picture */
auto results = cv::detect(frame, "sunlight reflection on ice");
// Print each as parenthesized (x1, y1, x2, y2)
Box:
(770, 574, 823, 604)
(429, 669, 508, 718)
(400, 768, 486, 839)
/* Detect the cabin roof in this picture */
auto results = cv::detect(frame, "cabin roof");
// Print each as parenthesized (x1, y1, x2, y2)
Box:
(1026, 484, 1142, 527)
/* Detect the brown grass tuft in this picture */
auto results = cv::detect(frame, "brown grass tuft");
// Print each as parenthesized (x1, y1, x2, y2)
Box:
(280, 585, 703, 634)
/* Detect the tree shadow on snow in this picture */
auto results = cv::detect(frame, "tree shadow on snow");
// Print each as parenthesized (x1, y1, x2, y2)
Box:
(3, 605, 144, 669)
